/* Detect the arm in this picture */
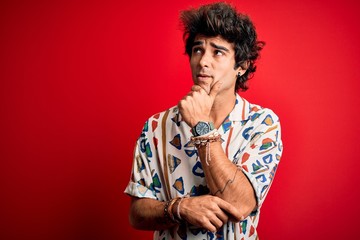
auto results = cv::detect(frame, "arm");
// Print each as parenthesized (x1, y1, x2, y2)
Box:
(195, 115, 282, 217)
(178, 83, 256, 218)
(129, 194, 243, 232)
(126, 113, 243, 232)
(195, 142, 257, 217)
(129, 197, 176, 230)
(178, 83, 281, 219)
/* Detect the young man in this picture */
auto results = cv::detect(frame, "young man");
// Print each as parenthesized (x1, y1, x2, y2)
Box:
(125, 2, 283, 239)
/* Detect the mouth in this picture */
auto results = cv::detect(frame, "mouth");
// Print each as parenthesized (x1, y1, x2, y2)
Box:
(196, 73, 212, 81)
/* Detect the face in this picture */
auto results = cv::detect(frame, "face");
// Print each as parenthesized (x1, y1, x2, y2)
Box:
(190, 35, 242, 94)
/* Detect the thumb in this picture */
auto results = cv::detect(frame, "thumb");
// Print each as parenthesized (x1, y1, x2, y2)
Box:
(209, 81, 222, 99)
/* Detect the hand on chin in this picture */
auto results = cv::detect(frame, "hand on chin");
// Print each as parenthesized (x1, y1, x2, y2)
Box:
(197, 82, 212, 95)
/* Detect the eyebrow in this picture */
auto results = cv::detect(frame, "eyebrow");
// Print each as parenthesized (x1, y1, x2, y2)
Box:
(192, 40, 230, 52)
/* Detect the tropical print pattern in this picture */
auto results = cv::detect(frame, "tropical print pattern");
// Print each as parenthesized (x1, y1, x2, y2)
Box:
(125, 93, 283, 240)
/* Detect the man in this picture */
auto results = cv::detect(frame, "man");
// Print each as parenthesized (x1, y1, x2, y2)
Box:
(125, 2, 283, 239)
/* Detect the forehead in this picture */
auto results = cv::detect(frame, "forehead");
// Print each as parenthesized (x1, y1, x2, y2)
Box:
(193, 35, 235, 50)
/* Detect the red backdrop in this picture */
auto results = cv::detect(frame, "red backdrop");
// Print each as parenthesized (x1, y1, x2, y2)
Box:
(1, 0, 360, 239)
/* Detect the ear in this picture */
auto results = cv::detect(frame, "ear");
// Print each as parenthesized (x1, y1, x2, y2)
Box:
(236, 60, 250, 76)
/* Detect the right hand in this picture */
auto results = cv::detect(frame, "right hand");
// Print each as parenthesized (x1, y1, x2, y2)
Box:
(179, 195, 243, 232)
(178, 82, 222, 128)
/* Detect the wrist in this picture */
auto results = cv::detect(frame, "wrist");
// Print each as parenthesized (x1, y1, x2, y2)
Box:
(190, 117, 211, 128)
(191, 130, 221, 165)
(172, 198, 182, 222)
(191, 121, 215, 136)
(166, 197, 181, 223)
(175, 195, 190, 222)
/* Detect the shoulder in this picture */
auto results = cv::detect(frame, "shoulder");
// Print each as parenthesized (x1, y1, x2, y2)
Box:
(140, 105, 179, 134)
(241, 101, 282, 146)
(245, 100, 280, 125)
(147, 105, 179, 123)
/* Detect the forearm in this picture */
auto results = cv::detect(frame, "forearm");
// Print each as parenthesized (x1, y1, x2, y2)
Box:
(129, 197, 177, 230)
(197, 141, 257, 217)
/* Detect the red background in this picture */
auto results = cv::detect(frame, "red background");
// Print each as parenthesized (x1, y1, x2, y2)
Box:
(1, 0, 360, 239)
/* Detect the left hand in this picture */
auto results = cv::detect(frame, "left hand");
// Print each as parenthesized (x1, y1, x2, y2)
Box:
(179, 195, 243, 232)
(178, 81, 222, 127)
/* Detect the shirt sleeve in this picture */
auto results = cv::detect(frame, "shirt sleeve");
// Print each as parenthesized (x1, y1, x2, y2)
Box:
(124, 119, 159, 200)
(238, 109, 283, 214)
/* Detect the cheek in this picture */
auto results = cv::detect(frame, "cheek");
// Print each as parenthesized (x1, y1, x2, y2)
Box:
(226, 61, 237, 75)
(190, 60, 197, 73)
(219, 63, 235, 76)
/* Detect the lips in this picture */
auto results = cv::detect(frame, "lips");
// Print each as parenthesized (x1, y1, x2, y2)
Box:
(194, 73, 212, 93)
(196, 73, 211, 78)
(196, 73, 213, 83)
(197, 73, 211, 78)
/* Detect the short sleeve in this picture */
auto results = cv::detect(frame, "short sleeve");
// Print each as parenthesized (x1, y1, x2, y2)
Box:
(238, 110, 283, 214)
(124, 120, 159, 200)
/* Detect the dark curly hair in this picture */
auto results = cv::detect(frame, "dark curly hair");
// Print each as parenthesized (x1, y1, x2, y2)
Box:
(180, 2, 265, 91)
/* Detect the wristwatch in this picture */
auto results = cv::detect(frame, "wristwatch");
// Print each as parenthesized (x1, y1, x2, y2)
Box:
(191, 121, 214, 136)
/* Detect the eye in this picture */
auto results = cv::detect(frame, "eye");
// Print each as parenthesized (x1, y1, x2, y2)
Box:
(192, 47, 202, 55)
(214, 50, 224, 56)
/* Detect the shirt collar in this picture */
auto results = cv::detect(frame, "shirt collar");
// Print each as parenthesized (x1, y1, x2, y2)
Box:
(219, 93, 249, 133)
(228, 93, 249, 122)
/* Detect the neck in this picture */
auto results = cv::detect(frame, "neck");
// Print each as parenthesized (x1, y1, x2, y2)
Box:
(210, 91, 237, 129)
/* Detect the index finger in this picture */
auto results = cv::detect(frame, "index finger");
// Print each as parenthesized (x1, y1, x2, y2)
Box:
(208, 81, 222, 99)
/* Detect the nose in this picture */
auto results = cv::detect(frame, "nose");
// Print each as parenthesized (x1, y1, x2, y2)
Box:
(199, 51, 210, 68)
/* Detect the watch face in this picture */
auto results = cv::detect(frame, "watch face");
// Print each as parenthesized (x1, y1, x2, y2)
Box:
(196, 122, 210, 136)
